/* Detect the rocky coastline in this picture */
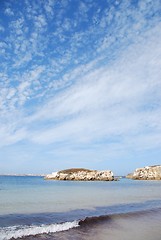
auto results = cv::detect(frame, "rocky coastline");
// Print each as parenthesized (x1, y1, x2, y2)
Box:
(126, 165, 161, 180)
(45, 165, 161, 181)
(45, 168, 114, 181)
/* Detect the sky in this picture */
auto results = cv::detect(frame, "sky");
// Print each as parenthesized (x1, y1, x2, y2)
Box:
(0, 0, 161, 176)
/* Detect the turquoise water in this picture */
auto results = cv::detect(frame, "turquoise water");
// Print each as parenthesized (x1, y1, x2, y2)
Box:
(0, 176, 161, 239)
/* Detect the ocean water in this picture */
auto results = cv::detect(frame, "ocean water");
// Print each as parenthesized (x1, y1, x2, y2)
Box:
(0, 176, 161, 240)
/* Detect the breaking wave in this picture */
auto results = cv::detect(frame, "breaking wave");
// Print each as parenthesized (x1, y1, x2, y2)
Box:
(0, 221, 79, 240)
(1, 207, 161, 240)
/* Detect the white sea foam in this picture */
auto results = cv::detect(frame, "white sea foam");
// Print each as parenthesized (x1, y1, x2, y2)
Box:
(0, 221, 79, 240)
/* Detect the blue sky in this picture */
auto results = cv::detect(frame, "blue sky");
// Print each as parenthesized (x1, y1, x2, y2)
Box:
(0, 0, 161, 175)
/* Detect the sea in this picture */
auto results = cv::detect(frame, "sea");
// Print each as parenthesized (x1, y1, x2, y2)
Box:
(0, 176, 161, 240)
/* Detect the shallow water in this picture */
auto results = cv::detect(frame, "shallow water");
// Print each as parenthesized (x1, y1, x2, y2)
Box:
(1, 176, 161, 215)
(0, 176, 161, 240)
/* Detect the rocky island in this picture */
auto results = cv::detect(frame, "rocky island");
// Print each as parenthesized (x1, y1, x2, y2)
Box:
(126, 165, 161, 180)
(45, 168, 114, 181)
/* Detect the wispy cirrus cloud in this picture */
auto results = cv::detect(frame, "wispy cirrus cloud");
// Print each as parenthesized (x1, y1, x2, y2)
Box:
(2, 22, 161, 150)
(28, 25, 161, 149)
(0, 0, 161, 173)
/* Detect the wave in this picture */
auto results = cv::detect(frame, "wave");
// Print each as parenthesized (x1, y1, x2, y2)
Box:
(79, 207, 161, 227)
(1, 207, 161, 240)
(0, 221, 79, 240)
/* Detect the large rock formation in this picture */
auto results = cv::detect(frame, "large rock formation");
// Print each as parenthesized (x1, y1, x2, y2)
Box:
(45, 168, 114, 181)
(126, 165, 161, 180)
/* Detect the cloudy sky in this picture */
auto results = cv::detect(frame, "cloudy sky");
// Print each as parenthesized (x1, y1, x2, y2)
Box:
(0, 0, 161, 175)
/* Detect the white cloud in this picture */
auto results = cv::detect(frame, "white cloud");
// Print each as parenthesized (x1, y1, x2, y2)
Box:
(0, 125, 27, 147)
(13, 53, 32, 67)
(22, 24, 161, 152)
(44, 1, 54, 16)
(34, 15, 47, 29)
(6, 88, 16, 100)
(4, 7, 14, 16)
(0, 0, 161, 175)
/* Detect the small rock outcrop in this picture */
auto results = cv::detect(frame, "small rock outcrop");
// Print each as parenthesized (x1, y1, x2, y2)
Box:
(45, 168, 114, 181)
(126, 165, 161, 180)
